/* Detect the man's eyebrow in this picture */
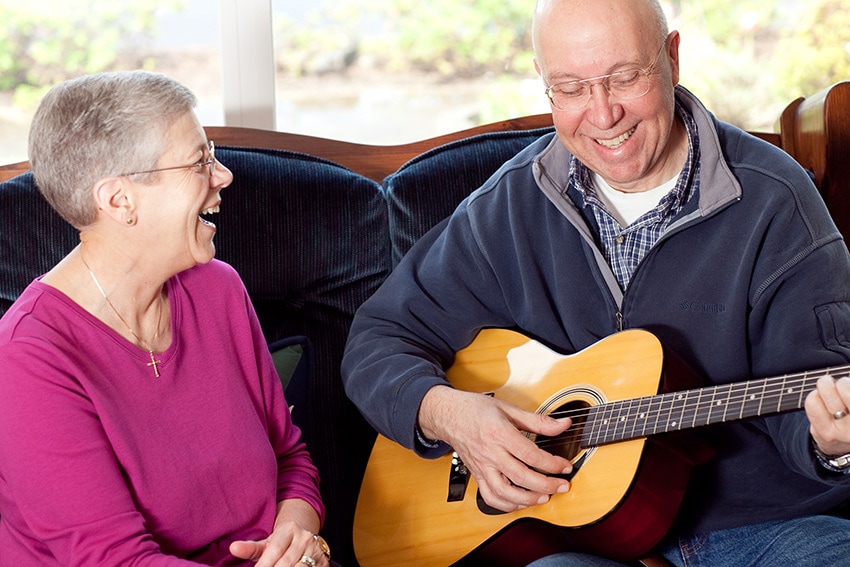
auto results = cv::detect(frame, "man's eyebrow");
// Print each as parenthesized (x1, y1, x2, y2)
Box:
(546, 58, 646, 84)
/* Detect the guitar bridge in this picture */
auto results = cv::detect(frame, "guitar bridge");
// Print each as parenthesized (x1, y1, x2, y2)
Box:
(447, 451, 469, 502)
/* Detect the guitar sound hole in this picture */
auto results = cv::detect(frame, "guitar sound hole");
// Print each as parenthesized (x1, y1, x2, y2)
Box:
(537, 399, 589, 464)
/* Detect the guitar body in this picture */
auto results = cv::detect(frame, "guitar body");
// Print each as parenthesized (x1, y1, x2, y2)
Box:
(354, 329, 700, 566)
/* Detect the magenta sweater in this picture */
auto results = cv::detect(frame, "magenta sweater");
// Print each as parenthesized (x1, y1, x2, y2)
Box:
(0, 260, 324, 566)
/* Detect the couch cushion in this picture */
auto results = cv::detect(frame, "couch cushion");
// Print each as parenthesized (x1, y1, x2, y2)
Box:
(213, 146, 390, 565)
(0, 172, 78, 316)
(270, 335, 311, 392)
(382, 127, 555, 265)
(269, 334, 314, 445)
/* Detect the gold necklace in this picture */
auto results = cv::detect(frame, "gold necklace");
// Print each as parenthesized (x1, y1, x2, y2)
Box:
(80, 252, 164, 377)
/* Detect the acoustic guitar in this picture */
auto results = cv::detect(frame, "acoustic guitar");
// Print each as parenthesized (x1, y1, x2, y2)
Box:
(353, 328, 843, 566)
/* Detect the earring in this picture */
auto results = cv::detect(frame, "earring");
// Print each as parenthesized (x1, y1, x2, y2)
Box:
(126, 217, 135, 225)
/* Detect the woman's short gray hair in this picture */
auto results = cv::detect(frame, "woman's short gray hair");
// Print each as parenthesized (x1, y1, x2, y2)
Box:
(28, 71, 198, 228)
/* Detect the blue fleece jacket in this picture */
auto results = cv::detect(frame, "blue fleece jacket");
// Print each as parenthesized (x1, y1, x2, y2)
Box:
(342, 87, 850, 533)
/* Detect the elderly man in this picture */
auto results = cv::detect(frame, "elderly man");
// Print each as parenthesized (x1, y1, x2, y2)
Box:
(343, 0, 850, 565)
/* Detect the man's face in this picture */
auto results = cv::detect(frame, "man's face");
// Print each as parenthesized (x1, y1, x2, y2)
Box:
(534, 0, 683, 193)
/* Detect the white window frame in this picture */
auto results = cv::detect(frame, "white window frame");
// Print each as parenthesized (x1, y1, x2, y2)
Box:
(219, 0, 276, 129)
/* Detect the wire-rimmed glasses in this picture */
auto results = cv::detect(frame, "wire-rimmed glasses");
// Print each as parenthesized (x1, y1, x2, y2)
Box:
(544, 40, 668, 112)
(120, 140, 216, 178)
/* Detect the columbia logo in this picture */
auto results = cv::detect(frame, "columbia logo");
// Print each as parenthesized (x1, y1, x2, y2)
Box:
(680, 301, 726, 313)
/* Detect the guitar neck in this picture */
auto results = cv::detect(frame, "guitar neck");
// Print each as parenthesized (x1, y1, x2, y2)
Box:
(581, 365, 850, 447)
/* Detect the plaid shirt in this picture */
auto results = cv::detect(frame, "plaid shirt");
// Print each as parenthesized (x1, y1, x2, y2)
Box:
(571, 101, 700, 290)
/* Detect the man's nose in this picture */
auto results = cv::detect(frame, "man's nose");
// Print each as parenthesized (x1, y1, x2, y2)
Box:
(585, 81, 621, 130)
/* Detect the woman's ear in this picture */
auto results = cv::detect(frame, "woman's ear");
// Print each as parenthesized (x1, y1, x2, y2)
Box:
(92, 177, 137, 226)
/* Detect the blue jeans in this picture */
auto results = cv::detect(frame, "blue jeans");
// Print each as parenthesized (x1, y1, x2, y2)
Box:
(526, 515, 850, 567)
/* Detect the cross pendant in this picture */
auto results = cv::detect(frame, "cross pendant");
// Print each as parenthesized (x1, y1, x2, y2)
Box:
(147, 350, 162, 377)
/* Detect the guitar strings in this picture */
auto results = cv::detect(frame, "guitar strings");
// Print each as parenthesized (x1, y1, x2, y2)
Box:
(534, 370, 842, 451)
(525, 366, 850, 453)
(534, 374, 813, 451)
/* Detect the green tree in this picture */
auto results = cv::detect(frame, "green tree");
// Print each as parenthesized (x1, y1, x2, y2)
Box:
(361, 0, 536, 77)
(275, 0, 536, 78)
(0, 1, 183, 107)
(673, 0, 849, 130)
(672, 0, 784, 129)
(773, 0, 850, 98)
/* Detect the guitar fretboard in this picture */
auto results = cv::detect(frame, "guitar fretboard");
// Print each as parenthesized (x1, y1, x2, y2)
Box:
(579, 365, 850, 447)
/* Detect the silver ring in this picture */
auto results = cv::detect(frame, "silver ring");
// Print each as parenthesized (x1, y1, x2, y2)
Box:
(298, 555, 317, 567)
(834, 410, 847, 420)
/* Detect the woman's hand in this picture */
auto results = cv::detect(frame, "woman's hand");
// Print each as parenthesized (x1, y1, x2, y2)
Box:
(230, 522, 329, 567)
(230, 499, 329, 567)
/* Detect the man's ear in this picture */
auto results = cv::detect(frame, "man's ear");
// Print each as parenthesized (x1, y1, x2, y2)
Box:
(666, 30, 681, 86)
(92, 176, 136, 226)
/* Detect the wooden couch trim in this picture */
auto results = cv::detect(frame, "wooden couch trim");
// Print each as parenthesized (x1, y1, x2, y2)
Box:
(206, 114, 556, 183)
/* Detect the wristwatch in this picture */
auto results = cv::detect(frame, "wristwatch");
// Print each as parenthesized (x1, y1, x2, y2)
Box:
(313, 534, 331, 560)
(812, 438, 850, 472)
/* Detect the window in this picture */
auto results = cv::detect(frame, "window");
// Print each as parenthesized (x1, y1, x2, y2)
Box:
(0, 0, 223, 164)
(1, 0, 848, 164)
(270, 0, 546, 144)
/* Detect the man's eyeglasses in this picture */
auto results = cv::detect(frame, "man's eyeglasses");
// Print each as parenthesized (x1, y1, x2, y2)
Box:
(120, 140, 216, 178)
(544, 40, 668, 112)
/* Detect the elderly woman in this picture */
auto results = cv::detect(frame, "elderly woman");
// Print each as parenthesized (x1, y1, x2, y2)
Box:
(0, 71, 330, 567)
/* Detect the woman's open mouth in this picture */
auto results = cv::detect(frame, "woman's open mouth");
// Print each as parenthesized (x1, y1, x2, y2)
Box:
(199, 204, 220, 227)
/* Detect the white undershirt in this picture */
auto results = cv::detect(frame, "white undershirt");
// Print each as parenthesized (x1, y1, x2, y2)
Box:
(592, 172, 679, 227)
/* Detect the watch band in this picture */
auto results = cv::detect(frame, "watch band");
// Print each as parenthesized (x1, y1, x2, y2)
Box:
(812, 438, 850, 472)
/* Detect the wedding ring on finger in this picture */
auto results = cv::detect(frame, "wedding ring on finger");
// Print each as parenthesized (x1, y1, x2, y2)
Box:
(834, 409, 847, 420)
(298, 555, 317, 567)
(313, 534, 331, 560)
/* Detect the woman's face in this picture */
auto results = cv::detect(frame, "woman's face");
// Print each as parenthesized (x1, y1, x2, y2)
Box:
(133, 112, 233, 271)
